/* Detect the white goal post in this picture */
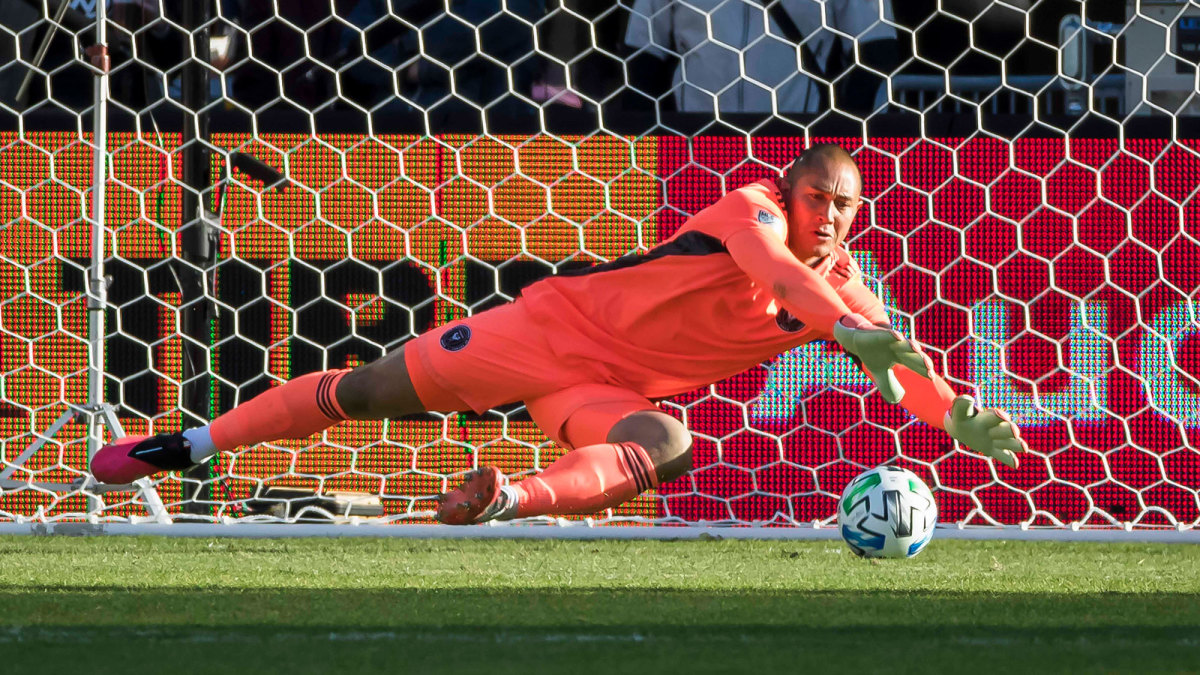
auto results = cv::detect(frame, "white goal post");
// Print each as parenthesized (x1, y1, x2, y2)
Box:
(0, 0, 1198, 537)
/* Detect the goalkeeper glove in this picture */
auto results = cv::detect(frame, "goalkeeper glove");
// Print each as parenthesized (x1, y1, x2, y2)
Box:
(832, 313, 932, 404)
(944, 395, 1029, 469)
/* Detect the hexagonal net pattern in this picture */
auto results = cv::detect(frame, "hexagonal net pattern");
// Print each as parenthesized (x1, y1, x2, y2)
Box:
(0, 2, 1198, 529)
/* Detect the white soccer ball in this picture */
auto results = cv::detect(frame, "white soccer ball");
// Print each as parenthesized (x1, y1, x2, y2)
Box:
(837, 465, 938, 559)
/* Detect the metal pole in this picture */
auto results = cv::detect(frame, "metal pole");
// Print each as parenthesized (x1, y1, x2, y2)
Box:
(16, 0, 71, 104)
(179, 0, 215, 513)
(85, 0, 109, 461)
(1, 3, 171, 524)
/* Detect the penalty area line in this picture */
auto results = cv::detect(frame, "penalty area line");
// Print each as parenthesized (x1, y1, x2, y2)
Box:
(3, 627, 1198, 648)
(0, 627, 667, 645)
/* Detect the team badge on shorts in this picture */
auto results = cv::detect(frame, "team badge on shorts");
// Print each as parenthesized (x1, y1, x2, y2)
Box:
(440, 325, 471, 352)
(757, 209, 780, 225)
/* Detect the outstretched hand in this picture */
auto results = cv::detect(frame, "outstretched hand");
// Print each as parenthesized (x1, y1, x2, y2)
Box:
(832, 313, 932, 404)
(944, 395, 1029, 468)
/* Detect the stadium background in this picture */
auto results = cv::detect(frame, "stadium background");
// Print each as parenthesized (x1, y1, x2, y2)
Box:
(2, 0, 1199, 529)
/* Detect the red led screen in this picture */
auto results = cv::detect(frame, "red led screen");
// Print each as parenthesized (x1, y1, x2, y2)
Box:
(658, 136, 1200, 527)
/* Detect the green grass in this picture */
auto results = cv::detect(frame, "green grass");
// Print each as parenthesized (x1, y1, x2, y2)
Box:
(1, 536, 1198, 674)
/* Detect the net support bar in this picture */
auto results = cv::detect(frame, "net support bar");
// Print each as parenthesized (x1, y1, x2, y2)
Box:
(1, 523, 1195, 543)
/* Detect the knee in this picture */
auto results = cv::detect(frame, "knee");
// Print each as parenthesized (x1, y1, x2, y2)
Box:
(653, 426, 693, 484)
(655, 420, 693, 466)
(608, 411, 694, 484)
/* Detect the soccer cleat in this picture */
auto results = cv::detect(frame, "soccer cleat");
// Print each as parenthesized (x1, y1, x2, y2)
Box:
(436, 466, 512, 525)
(90, 433, 196, 484)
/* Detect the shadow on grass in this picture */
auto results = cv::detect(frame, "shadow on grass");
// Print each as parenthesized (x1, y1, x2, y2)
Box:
(3, 586, 1199, 674)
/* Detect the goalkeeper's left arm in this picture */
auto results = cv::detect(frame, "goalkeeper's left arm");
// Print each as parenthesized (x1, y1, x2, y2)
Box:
(887, 363, 1028, 468)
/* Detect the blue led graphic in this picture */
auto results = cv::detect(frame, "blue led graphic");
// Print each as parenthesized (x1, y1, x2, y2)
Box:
(746, 252, 1195, 427)
(1142, 301, 1200, 422)
(972, 300, 1108, 424)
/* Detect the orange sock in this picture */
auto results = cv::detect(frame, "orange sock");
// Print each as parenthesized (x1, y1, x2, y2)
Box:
(511, 442, 659, 517)
(209, 370, 350, 452)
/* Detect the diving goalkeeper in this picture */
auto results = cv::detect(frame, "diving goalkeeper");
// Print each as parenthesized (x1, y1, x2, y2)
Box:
(91, 143, 1029, 524)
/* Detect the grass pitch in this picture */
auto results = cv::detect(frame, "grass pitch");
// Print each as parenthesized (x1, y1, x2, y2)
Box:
(1, 536, 1197, 674)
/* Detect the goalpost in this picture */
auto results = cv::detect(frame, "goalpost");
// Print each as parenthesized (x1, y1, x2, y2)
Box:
(1, 1, 1198, 538)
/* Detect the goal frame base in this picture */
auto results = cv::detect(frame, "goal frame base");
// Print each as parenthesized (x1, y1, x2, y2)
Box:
(1, 522, 1194, 543)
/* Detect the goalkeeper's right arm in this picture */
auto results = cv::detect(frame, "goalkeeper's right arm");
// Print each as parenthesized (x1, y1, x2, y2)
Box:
(724, 227, 931, 403)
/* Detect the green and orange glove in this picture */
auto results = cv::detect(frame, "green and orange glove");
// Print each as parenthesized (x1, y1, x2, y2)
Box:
(832, 313, 932, 404)
(944, 395, 1029, 468)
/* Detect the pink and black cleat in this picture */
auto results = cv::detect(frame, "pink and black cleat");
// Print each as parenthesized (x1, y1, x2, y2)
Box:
(90, 433, 196, 484)
(436, 466, 511, 525)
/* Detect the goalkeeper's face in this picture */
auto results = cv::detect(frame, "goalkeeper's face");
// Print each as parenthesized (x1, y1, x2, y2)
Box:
(782, 160, 863, 266)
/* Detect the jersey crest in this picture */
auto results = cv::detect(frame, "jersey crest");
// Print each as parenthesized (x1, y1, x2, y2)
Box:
(440, 325, 472, 352)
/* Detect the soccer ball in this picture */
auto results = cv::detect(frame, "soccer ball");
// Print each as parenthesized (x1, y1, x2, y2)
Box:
(838, 466, 938, 559)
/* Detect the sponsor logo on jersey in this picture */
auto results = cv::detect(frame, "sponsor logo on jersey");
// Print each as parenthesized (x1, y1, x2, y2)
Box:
(775, 308, 806, 333)
(440, 325, 471, 352)
(756, 209, 780, 225)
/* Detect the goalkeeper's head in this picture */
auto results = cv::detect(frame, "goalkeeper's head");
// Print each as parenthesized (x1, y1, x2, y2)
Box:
(778, 144, 863, 267)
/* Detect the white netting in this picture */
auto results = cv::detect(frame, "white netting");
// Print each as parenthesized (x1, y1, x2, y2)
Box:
(1, 0, 1199, 529)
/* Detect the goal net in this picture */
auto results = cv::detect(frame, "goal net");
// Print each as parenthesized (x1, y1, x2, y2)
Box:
(1, 0, 1197, 531)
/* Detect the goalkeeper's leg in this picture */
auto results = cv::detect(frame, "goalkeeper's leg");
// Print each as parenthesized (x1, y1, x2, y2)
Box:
(88, 344, 449, 483)
(91, 299, 573, 483)
(436, 388, 693, 524)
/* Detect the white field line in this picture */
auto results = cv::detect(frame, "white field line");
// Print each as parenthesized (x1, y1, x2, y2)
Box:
(0, 627, 658, 645)
(1, 628, 1197, 648)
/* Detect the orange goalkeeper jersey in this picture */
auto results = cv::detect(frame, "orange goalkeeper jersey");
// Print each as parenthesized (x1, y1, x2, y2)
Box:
(519, 178, 890, 399)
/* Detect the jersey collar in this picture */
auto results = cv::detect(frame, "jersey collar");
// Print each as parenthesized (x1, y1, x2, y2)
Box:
(760, 177, 787, 215)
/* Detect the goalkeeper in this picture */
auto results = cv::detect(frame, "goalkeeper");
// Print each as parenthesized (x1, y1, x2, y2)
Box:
(92, 144, 1029, 524)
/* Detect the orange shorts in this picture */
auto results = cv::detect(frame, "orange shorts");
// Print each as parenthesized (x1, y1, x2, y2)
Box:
(404, 300, 658, 448)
